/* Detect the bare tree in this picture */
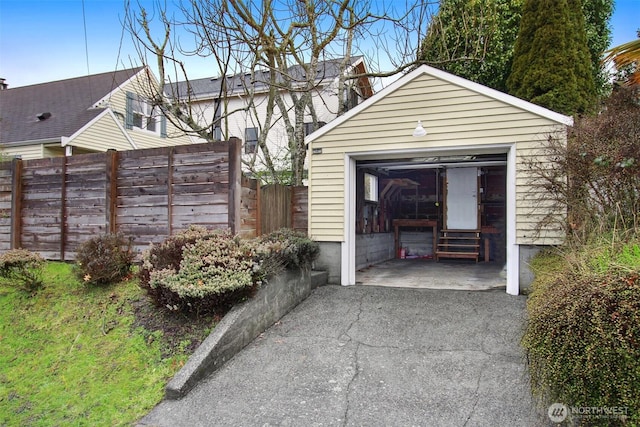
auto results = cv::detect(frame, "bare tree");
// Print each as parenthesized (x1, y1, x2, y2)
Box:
(124, 0, 449, 184)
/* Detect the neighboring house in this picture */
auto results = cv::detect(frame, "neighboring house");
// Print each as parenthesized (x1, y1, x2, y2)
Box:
(172, 57, 373, 172)
(306, 64, 573, 295)
(0, 67, 199, 160)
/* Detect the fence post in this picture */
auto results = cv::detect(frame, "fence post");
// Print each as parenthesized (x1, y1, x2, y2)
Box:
(10, 158, 23, 249)
(167, 147, 174, 236)
(105, 150, 118, 234)
(228, 137, 242, 234)
(60, 157, 68, 261)
(256, 182, 262, 236)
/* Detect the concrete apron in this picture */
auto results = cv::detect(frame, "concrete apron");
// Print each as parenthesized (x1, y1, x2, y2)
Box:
(138, 285, 538, 426)
(356, 259, 506, 291)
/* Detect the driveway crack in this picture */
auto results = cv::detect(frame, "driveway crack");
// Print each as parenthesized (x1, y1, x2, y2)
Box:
(340, 292, 365, 341)
(463, 360, 486, 427)
(342, 342, 361, 426)
(341, 292, 365, 426)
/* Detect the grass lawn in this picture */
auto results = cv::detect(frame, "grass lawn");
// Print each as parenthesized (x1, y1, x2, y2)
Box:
(0, 262, 215, 426)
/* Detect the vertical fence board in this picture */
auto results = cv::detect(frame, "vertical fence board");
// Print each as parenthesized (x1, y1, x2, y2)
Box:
(59, 158, 67, 260)
(8, 159, 22, 249)
(240, 176, 258, 239)
(227, 137, 242, 234)
(291, 186, 309, 235)
(106, 150, 118, 233)
(260, 184, 291, 234)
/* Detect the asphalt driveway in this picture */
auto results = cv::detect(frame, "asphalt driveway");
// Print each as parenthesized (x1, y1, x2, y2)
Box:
(139, 285, 543, 426)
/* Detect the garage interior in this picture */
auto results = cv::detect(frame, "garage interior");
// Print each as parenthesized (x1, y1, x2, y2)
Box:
(354, 154, 507, 290)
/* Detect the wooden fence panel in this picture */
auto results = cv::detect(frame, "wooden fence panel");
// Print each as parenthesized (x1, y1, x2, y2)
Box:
(20, 157, 65, 259)
(64, 153, 110, 259)
(0, 162, 13, 251)
(260, 184, 291, 235)
(170, 144, 230, 234)
(239, 177, 258, 239)
(116, 147, 171, 254)
(291, 186, 308, 235)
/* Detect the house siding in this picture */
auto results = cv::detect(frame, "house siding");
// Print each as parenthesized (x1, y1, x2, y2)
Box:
(188, 82, 343, 172)
(2, 144, 45, 160)
(69, 113, 135, 152)
(309, 72, 567, 246)
(113, 76, 196, 149)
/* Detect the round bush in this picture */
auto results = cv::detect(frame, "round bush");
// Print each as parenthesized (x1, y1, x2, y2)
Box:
(139, 227, 320, 316)
(74, 233, 134, 286)
(138, 225, 214, 291)
(255, 228, 320, 270)
(0, 249, 45, 294)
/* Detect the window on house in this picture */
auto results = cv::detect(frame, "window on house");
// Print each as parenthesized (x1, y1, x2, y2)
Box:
(133, 97, 157, 131)
(364, 173, 378, 202)
(212, 100, 223, 141)
(245, 127, 258, 154)
(126, 92, 165, 136)
(304, 121, 327, 136)
(213, 127, 222, 141)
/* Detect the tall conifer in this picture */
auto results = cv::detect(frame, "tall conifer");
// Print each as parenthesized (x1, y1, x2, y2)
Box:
(507, 0, 596, 115)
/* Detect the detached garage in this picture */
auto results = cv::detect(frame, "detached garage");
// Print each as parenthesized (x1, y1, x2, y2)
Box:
(306, 65, 573, 295)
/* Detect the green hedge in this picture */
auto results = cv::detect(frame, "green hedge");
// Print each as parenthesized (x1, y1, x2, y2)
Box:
(523, 241, 640, 425)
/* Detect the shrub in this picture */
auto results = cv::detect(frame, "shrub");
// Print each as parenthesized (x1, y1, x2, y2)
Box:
(139, 227, 320, 316)
(141, 229, 260, 314)
(255, 228, 320, 270)
(524, 87, 640, 242)
(0, 249, 45, 294)
(138, 226, 218, 303)
(523, 240, 640, 425)
(74, 233, 134, 286)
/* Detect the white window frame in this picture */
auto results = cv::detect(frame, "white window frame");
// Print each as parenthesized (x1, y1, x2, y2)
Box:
(132, 97, 159, 134)
(245, 127, 258, 154)
(364, 172, 378, 202)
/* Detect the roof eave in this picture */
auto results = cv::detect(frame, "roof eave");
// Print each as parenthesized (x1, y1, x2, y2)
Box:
(1, 137, 63, 147)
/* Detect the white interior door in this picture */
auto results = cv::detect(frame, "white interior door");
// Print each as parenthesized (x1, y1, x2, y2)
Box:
(446, 167, 478, 230)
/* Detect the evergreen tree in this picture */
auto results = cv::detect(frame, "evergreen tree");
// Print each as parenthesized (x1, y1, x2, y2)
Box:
(421, 0, 523, 92)
(421, 0, 611, 101)
(582, 0, 614, 96)
(507, 0, 596, 115)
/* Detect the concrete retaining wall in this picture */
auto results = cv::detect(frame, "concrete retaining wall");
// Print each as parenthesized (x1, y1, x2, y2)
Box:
(165, 268, 328, 399)
(356, 233, 395, 270)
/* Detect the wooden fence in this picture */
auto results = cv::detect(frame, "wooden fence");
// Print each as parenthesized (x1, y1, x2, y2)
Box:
(0, 140, 243, 259)
(258, 184, 308, 235)
(0, 140, 309, 260)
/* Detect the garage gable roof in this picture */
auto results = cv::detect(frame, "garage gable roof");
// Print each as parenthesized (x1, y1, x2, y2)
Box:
(306, 64, 573, 144)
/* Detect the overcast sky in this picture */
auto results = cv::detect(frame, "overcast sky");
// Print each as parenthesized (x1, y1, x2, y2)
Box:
(0, 0, 638, 88)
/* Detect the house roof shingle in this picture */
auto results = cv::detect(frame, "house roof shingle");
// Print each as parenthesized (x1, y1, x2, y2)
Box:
(171, 57, 365, 101)
(0, 67, 144, 144)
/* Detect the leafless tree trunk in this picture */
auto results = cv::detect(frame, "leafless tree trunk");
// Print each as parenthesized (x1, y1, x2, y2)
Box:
(125, 0, 486, 185)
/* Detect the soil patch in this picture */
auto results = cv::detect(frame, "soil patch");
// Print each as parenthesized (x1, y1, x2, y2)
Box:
(131, 294, 219, 357)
